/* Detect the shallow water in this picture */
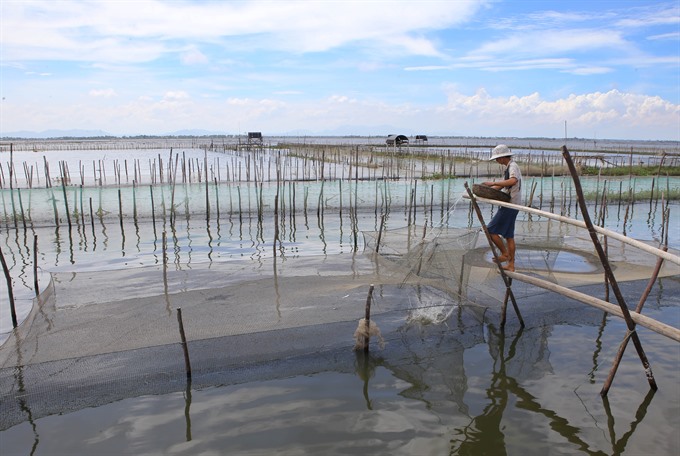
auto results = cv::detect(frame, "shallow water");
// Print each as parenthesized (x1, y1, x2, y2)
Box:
(0, 144, 679, 455)
(1, 294, 678, 455)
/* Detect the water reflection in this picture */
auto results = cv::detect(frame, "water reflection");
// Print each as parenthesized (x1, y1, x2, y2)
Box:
(0, 174, 678, 454)
(184, 379, 192, 442)
(450, 326, 520, 454)
(12, 330, 40, 456)
(602, 389, 656, 455)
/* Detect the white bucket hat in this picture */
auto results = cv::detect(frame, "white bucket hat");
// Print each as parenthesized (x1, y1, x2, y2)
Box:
(489, 144, 512, 160)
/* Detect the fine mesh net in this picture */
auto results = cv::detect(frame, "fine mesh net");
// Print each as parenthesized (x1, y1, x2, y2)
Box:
(1, 219, 678, 430)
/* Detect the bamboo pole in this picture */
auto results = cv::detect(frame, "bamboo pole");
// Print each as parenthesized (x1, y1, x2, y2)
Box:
(601, 246, 669, 396)
(505, 270, 679, 343)
(463, 182, 524, 328)
(562, 146, 657, 393)
(468, 196, 680, 266)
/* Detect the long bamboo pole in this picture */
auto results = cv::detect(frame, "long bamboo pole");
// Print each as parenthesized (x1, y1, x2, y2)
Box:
(601, 247, 669, 395)
(505, 270, 680, 343)
(562, 146, 657, 393)
(467, 196, 680, 266)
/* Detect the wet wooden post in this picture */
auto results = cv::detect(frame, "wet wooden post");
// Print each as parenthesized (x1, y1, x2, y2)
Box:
(601, 248, 667, 396)
(273, 192, 280, 257)
(60, 162, 72, 231)
(176, 308, 192, 379)
(562, 145, 657, 395)
(364, 284, 375, 353)
(375, 213, 386, 254)
(463, 182, 524, 328)
(0, 246, 18, 327)
(608, 205, 669, 395)
(204, 150, 210, 223)
(150, 185, 157, 234)
(162, 231, 168, 270)
(17, 188, 27, 230)
(33, 235, 39, 297)
(117, 188, 124, 234)
(89, 197, 96, 237)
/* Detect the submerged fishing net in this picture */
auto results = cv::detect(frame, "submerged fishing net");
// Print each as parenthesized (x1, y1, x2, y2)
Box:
(0, 219, 677, 430)
(364, 218, 679, 307)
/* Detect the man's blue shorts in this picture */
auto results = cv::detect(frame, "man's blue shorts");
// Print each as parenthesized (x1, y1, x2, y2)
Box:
(487, 207, 519, 239)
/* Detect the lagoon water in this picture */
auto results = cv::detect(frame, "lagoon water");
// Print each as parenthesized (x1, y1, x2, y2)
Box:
(0, 139, 679, 455)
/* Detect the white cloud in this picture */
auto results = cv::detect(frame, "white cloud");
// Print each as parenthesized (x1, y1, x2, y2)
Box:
(0, 0, 485, 62)
(3, 87, 676, 140)
(181, 48, 209, 65)
(328, 95, 356, 104)
(616, 5, 680, 28)
(472, 29, 628, 58)
(441, 88, 679, 138)
(1, 1, 677, 141)
(163, 91, 190, 101)
(647, 32, 680, 41)
(89, 88, 117, 98)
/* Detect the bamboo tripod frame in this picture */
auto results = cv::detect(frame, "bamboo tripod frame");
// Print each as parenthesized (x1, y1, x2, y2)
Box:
(465, 146, 679, 396)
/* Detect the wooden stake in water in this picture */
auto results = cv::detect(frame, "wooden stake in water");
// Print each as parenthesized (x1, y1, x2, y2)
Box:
(0, 246, 18, 328)
(17, 188, 26, 230)
(204, 150, 210, 223)
(118, 188, 125, 235)
(561, 146, 657, 395)
(176, 307, 192, 380)
(601, 245, 668, 396)
(89, 197, 96, 238)
(364, 284, 375, 353)
(150, 185, 157, 234)
(376, 213, 386, 254)
(61, 163, 72, 231)
(33, 235, 39, 297)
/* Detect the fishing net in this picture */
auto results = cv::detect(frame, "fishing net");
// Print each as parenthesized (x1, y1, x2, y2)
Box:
(363, 218, 679, 314)
(1, 219, 678, 430)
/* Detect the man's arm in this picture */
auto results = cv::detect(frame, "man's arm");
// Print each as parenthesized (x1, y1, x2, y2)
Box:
(482, 176, 517, 190)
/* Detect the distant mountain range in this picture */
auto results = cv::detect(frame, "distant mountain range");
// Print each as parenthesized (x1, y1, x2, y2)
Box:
(1, 129, 231, 139)
(2, 129, 115, 139)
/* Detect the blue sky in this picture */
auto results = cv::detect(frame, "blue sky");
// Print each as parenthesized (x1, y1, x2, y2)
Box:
(1, 0, 679, 140)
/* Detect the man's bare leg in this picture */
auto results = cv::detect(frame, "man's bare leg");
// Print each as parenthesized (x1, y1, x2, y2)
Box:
(503, 237, 516, 271)
(490, 234, 509, 263)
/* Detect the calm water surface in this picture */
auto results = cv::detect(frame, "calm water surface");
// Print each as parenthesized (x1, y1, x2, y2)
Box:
(0, 144, 678, 455)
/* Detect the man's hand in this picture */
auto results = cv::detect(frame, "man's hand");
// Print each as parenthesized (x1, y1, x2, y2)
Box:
(482, 181, 502, 190)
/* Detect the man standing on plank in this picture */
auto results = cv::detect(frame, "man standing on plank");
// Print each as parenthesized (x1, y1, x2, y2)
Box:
(481, 144, 523, 272)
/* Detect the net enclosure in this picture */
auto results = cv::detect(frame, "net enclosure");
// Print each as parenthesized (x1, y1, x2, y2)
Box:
(1, 219, 678, 430)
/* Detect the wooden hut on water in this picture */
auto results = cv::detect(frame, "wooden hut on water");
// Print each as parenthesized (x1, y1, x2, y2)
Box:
(386, 134, 409, 146)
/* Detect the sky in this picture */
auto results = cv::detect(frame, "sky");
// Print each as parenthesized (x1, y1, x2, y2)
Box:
(1, 0, 679, 141)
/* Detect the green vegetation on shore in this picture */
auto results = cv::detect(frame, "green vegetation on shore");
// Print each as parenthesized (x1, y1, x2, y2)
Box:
(580, 165, 680, 177)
